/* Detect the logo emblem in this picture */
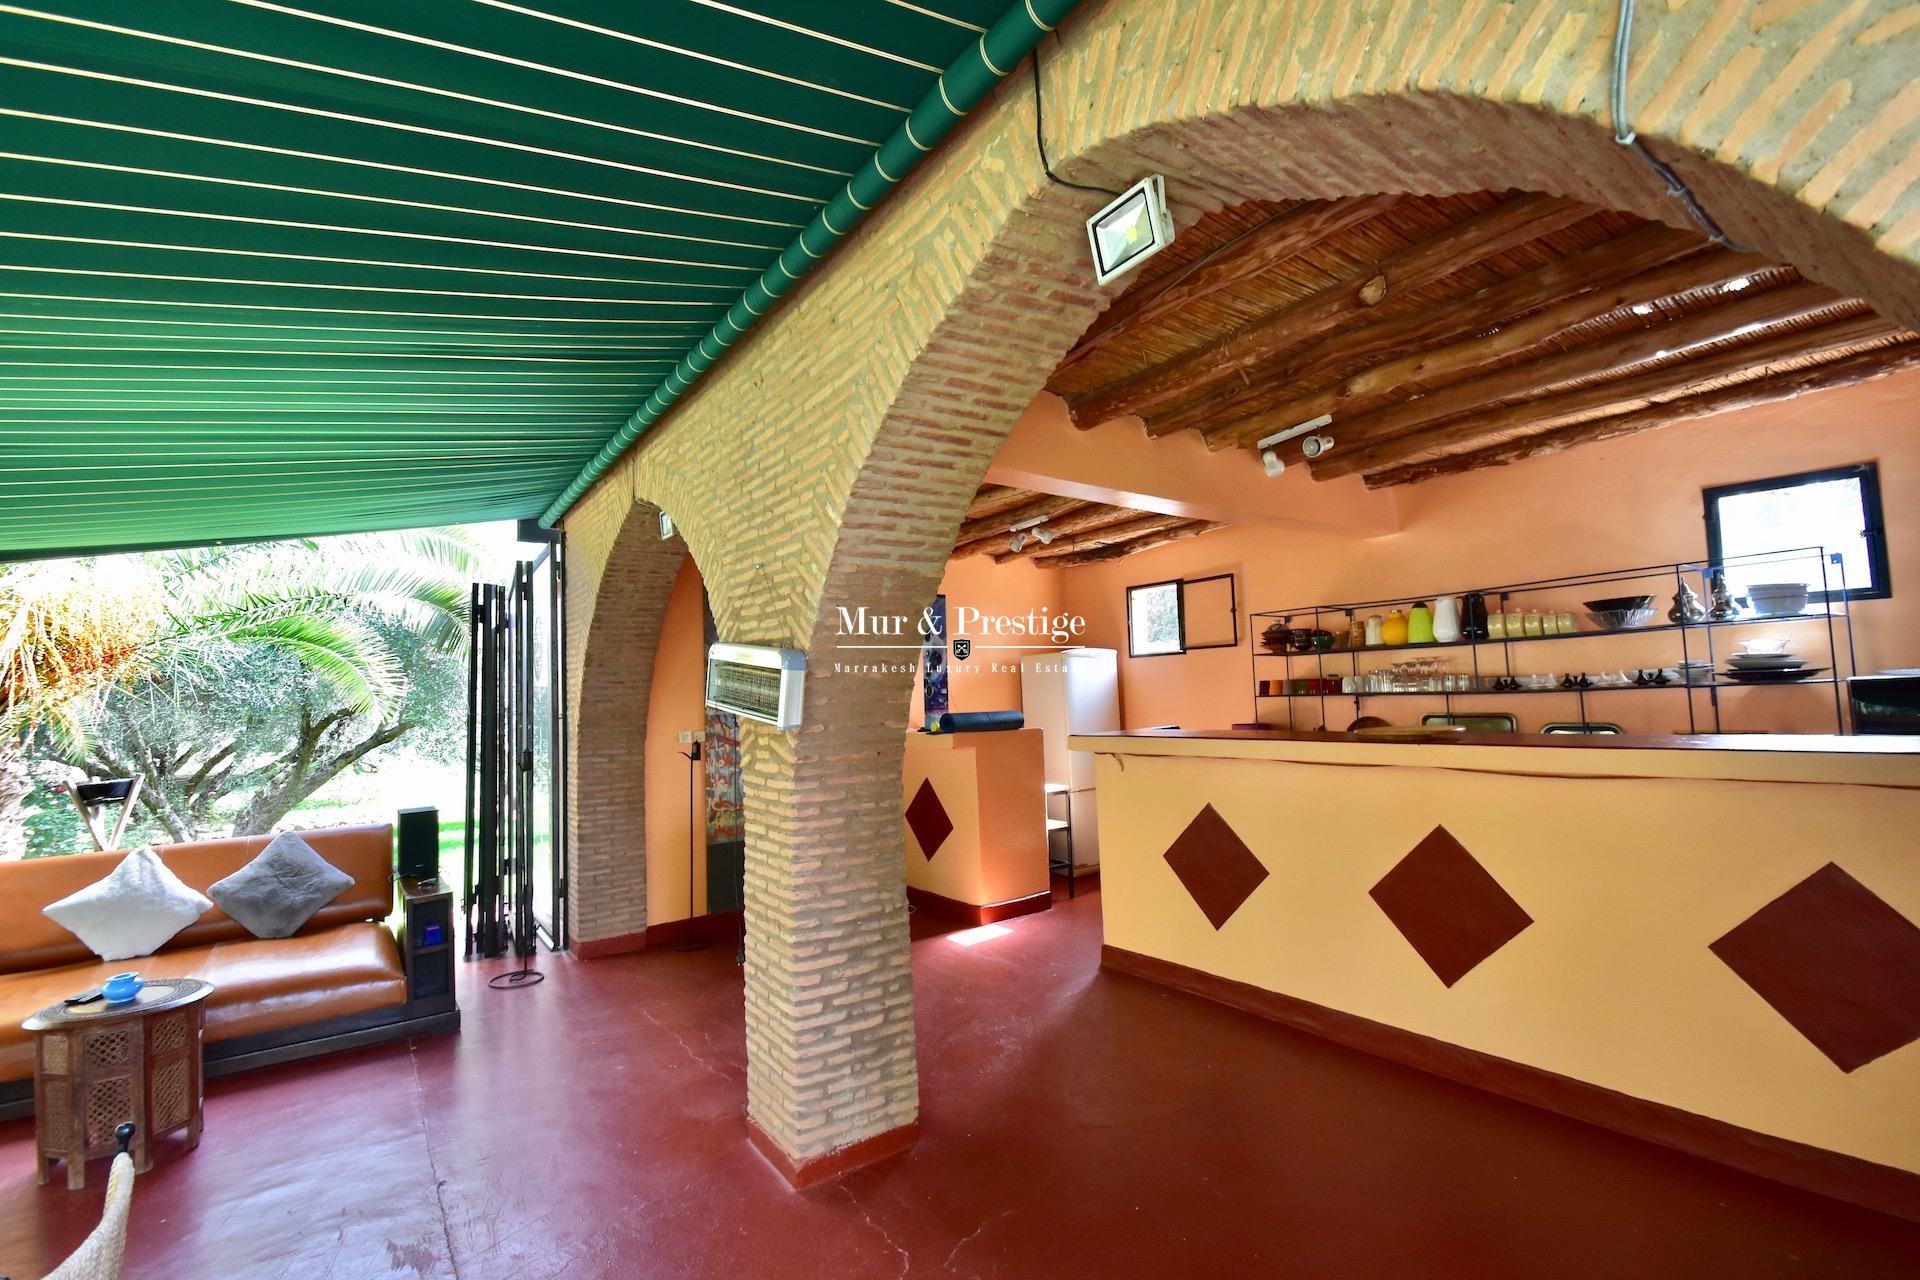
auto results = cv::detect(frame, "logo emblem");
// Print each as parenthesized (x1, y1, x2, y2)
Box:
(952, 638, 972, 661)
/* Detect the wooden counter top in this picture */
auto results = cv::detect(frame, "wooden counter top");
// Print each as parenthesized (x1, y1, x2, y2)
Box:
(1069, 728, 1920, 787)
(1074, 727, 1920, 754)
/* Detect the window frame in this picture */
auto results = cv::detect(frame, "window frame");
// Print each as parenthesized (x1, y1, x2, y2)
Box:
(1703, 462, 1890, 603)
(1124, 573, 1240, 658)
(1125, 577, 1185, 658)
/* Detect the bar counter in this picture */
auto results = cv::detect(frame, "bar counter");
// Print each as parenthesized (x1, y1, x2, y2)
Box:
(1070, 727, 1920, 1218)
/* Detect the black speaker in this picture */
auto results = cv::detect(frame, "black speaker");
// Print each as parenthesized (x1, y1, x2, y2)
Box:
(396, 806, 440, 881)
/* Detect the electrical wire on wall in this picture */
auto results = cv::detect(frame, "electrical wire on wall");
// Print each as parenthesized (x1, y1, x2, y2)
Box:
(1031, 42, 1122, 200)
(1610, 0, 1752, 252)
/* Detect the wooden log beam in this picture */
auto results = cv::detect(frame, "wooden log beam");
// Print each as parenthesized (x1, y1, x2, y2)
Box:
(1066, 193, 1593, 428)
(1030, 520, 1226, 568)
(954, 493, 1083, 546)
(1143, 223, 1703, 442)
(1317, 312, 1904, 479)
(965, 484, 1031, 521)
(988, 504, 1157, 562)
(1026, 510, 1188, 555)
(1199, 247, 1772, 451)
(1308, 281, 1853, 478)
(1367, 343, 1920, 487)
(1052, 196, 1402, 377)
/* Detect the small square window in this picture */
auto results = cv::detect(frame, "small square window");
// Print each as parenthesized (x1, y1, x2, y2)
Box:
(1127, 580, 1183, 657)
(1125, 575, 1238, 657)
(1703, 463, 1889, 602)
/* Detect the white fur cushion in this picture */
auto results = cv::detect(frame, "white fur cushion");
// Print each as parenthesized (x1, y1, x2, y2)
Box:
(43, 845, 214, 962)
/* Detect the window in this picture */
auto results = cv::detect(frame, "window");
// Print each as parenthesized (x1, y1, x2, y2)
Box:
(1127, 580, 1183, 656)
(1704, 463, 1889, 602)
(1126, 574, 1239, 657)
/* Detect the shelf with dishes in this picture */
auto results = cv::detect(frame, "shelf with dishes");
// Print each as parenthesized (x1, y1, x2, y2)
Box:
(1247, 547, 1856, 735)
(1254, 607, 1843, 659)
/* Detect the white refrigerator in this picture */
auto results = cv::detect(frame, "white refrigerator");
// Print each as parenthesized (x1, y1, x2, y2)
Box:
(1020, 647, 1119, 867)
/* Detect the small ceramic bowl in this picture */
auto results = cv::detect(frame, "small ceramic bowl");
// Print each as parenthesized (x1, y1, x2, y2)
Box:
(102, 972, 143, 1003)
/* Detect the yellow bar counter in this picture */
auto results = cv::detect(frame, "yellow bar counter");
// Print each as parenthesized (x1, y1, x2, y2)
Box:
(1070, 727, 1920, 1219)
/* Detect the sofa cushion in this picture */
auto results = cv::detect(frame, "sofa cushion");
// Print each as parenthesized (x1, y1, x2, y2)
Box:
(42, 845, 214, 962)
(211, 832, 355, 939)
(0, 825, 394, 974)
(0, 921, 408, 1082)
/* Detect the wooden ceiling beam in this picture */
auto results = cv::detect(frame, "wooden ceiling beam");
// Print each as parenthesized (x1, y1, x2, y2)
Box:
(1143, 222, 1703, 442)
(1317, 312, 1905, 479)
(1052, 196, 1403, 377)
(1030, 519, 1226, 568)
(952, 494, 1095, 557)
(988, 503, 1160, 562)
(1066, 193, 1594, 428)
(1312, 279, 1850, 474)
(1199, 246, 1772, 452)
(965, 484, 1031, 521)
(1367, 343, 1920, 487)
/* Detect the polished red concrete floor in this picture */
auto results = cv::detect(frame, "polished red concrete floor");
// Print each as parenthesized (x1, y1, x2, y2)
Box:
(5, 886, 1919, 1279)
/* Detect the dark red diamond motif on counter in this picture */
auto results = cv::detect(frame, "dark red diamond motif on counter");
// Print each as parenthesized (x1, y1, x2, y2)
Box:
(904, 779, 953, 860)
(1710, 862, 1920, 1072)
(1163, 804, 1268, 929)
(1370, 826, 1532, 987)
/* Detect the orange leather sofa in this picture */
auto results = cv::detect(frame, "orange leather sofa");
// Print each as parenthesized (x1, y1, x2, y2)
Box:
(0, 825, 458, 1118)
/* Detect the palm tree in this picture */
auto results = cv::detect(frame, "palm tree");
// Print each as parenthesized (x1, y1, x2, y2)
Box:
(0, 528, 478, 858)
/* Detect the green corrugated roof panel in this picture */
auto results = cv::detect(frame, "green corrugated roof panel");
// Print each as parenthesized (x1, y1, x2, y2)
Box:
(0, 0, 1051, 557)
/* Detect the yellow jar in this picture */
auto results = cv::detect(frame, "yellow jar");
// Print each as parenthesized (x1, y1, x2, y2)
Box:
(1381, 609, 1409, 646)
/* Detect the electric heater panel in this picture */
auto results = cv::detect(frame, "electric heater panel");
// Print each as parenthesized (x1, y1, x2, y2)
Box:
(706, 643, 806, 730)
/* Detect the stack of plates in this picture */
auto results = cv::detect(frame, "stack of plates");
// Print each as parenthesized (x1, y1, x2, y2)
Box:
(1722, 652, 1825, 683)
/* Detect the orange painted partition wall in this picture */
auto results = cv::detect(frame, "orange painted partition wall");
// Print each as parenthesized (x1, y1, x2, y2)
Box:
(644, 555, 709, 922)
(1048, 369, 1920, 735)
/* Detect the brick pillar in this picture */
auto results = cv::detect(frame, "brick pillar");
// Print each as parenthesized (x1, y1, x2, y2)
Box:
(739, 667, 922, 1185)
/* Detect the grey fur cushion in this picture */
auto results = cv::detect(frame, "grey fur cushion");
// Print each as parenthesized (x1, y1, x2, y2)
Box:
(210, 832, 355, 939)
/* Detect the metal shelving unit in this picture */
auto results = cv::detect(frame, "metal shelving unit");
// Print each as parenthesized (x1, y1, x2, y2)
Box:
(1248, 547, 1857, 734)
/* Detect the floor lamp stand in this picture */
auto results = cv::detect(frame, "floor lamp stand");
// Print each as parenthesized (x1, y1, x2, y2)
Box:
(673, 742, 710, 952)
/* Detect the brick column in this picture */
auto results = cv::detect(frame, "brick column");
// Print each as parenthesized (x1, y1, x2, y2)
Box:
(739, 681, 922, 1184)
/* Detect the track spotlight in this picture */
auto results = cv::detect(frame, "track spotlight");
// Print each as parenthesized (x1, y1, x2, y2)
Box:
(1008, 514, 1051, 553)
(1256, 413, 1335, 478)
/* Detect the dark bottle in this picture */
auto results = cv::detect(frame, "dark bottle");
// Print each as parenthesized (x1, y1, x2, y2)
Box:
(1460, 592, 1491, 641)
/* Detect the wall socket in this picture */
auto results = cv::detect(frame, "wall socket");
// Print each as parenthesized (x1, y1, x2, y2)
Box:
(678, 730, 696, 744)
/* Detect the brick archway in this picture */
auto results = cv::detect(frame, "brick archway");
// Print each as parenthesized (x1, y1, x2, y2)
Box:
(563, 483, 688, 954)
(562, 0, 1920, 1175)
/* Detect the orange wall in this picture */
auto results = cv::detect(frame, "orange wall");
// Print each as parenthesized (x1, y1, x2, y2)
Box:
(1042, 368, 1920, 735)
(645, 555, 709, 921)
(908, 551, 1067, 724)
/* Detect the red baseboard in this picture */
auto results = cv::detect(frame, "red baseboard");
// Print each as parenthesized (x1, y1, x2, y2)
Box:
(906, 886, 1051, 927)
(746, 1116, 919, 1190)
(1101, 944, 1920, 1224)
(569, 911, 743, 960)
(645, 910, 743, 948)
(571, 930, 647, 960)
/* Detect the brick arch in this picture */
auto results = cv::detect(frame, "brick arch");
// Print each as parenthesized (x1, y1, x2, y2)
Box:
(561, 0, 1920, 1171)
(563, 483, 688, 952)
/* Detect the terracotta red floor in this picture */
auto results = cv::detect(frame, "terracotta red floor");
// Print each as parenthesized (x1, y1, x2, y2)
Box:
(5, 886, 1919, 1279)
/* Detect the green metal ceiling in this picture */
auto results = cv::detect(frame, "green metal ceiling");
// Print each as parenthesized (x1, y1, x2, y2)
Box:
(0, 0, 1069, 558)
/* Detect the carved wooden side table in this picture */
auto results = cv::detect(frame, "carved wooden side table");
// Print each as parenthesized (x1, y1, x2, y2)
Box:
(25, 977, 213, 1189)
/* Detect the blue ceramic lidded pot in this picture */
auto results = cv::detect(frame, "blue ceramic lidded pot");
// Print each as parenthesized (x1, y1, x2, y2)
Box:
(102, 972, 144, 1003)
